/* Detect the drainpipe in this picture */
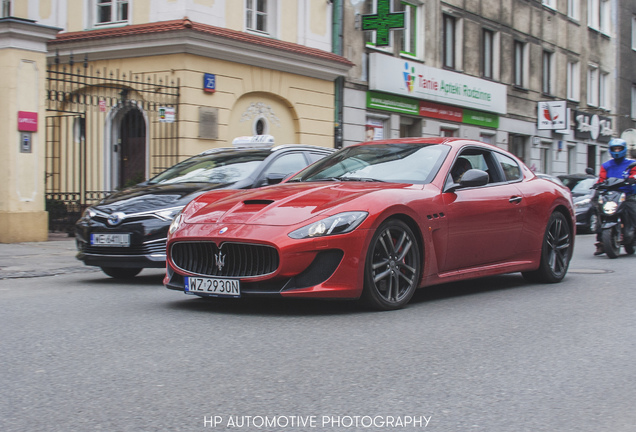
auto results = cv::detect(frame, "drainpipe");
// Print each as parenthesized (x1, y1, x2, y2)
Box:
(332, 0, 344, 149)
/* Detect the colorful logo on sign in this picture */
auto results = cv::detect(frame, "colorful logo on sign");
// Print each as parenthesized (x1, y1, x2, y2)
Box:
(403, 63, 415, 92)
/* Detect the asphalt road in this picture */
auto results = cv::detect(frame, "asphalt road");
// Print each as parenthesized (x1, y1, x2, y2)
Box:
(1, 234, 635, 432)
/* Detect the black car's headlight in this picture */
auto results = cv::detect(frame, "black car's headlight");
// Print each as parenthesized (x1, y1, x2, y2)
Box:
(574, 198, 591, 209)
(288, 211, 368, 239)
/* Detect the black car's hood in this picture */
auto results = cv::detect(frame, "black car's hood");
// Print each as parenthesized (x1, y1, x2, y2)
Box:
(95, 182, 231, 214)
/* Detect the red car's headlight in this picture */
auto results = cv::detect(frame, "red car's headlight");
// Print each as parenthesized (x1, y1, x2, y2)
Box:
(288, 211, 368, 239)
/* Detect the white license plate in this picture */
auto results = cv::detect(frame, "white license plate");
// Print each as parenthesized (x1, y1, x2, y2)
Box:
(90, 233, 131, 247)
(184, 276, 241, 298)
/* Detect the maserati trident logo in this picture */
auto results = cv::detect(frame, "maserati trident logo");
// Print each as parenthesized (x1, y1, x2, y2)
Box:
(215, 251, 226, 272)
(107, 212, 126, 226)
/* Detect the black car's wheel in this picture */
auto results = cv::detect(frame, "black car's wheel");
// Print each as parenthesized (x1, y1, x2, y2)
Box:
(361, 219, 421, 311)
(625, 242, 635, 255)
(101, 267, 142, 279)
(522, 212, 572, 283)
(602, 227, 621, 259)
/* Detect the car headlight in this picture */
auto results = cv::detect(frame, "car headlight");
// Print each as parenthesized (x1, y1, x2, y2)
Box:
(602, 201, 618, 215)
(288, 211, 368, 239)
(574, 198, 591, 208)
(154, 206, 185, 221)
(82, 207, 97, 219)
(168, 212, 183, 235)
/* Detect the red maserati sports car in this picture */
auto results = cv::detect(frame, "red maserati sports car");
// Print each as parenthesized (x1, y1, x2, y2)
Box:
(164, 138, 575, 310)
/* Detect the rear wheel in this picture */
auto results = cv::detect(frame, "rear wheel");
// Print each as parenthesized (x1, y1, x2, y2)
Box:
(361, 219, 421, 311)
(602, 227, 621, 259)
(101, 267, 142, 279)
(522, 212, 572, 283)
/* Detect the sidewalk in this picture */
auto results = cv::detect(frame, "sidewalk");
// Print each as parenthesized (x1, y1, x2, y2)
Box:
(0, 232, 99, 280)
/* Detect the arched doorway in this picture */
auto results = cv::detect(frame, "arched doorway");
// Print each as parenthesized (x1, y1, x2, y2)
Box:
(119, 108, 146, 188)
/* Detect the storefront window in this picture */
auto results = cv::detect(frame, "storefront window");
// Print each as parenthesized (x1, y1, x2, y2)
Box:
(366, 117, 386, 141)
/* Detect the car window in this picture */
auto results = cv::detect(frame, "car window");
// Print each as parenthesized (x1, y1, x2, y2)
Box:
(571, 177, 596, 193)
(264, 153, 308, 177)
(292, 144, 450, 184)
(147, 150, 271, 185)
(495, 152, 522, 181)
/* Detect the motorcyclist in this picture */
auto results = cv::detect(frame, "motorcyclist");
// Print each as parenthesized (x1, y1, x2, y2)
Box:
(594, 138, 636, 255)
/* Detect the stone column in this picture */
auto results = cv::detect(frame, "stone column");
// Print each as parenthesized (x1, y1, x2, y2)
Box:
(0, 18, 59, 242)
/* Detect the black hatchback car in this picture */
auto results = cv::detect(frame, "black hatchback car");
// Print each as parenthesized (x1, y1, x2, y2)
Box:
(75, 138, 333, 278)
(558, 173, 598, 233)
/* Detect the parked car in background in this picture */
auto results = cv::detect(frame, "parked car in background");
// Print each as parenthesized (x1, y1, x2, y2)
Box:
(75, 136, 333, 279)
(558, 173, 598, 233)
(165, 137, 575, 311)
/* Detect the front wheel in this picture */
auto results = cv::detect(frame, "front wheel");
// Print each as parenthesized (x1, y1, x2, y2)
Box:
(361, 219, 421, 311)
(522, 212, 572, 283)
(101, 267, 142, 279)
(602, 226, 621, 259)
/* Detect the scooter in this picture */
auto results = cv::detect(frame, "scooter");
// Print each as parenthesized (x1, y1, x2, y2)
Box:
(593, 172, 636, 258)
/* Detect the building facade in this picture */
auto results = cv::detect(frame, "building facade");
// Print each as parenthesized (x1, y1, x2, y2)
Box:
(340, 0, 621, 175)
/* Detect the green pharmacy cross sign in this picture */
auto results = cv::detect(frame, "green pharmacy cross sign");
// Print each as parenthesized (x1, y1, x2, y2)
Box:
(361, 0, 405, 46)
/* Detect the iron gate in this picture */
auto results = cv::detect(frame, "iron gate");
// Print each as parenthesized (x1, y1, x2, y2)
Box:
(45, 59, 180, 232)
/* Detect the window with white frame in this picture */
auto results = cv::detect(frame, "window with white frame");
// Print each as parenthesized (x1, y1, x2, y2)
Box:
(568, 0, 580, 20)
(95, 0, 129, 26)
(588, 0, 610, 33)
(443, 14, 457, 69)
(514, 40, 528, 88)
(632, 16, 636, 50)
(567, 61, 580, 101)
(542, 0, 556, 9)
(588, 66, 598, 107)
(246, 0, 276, 36)
(599, 71, 609, 109)
(483, 29, 493, 79)
(542, 51, 554, 95)
(1, 0, 10, 18)
(632, 86, 636, 119)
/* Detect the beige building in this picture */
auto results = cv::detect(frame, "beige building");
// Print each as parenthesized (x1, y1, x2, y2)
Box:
(0, 0, 351, 241)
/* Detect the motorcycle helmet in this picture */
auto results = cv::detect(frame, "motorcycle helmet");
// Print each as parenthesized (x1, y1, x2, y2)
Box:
(609, 138, 627, 160)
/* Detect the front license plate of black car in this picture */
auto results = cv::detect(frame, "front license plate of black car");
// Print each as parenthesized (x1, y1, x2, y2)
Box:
(184, 276, 241, 298)
(90, 233, 131, 247)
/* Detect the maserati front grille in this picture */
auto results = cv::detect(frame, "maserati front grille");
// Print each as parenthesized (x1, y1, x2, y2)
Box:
(170, 241, 279, 278)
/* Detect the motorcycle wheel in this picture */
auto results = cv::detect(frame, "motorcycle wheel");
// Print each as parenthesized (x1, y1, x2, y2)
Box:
(602, 227, 621, 259)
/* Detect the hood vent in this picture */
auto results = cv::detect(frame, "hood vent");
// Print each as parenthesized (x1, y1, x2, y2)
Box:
(243, 199, 274, 206)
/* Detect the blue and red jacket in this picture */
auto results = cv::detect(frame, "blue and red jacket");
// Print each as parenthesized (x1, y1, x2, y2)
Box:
(598, 158, 636, 195)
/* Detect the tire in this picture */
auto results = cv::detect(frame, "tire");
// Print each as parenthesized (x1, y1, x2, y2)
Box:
(101, 267, 142, 279)
(602, 226, 621, 259)
(522, 212, 573, 283)
(625, 243, 635, 255)
(361, 219, 421, 311)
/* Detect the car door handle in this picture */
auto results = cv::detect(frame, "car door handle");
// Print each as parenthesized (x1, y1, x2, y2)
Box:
(509, 196, 522, 204)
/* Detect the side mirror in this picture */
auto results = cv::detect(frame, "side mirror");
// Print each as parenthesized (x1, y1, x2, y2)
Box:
(265, 173, 287, 185)
(585, 167, 595, 175)
(444, 169, 489, 192)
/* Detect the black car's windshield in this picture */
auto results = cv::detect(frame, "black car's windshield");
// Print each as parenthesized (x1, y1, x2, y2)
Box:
(571, 177, 596, 194)
(147, 150, 271, 185)
(290, 143, 450, 184)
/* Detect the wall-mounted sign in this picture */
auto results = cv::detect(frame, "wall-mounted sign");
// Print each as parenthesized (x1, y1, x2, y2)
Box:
(369, 54, 507, 114)
(159, 107, 176, 123)
(537, 101, 567, 130)
(367, 91, 499, 129)
(203, 73, 216, 93)
(361, 0, 405, 46)
(17, 111, 38, 132)
(573, 110, 612, 143)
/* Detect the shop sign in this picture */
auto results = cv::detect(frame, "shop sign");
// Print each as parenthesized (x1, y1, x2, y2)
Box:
(17, 111, 38, 132)
(203, 73, 216, 93)
(367, 91, 418, 115)
(361, 0, 405, 46)
(159, 107, 176, 123)
(369, 53, 507, 114)
(367, 91, 499, 129)
(537, 101, 567, 130)
(463, 109, 499, 129)
(573, 110, 612, 143)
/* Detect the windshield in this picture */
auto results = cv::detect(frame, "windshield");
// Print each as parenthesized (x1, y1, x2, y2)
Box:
(147, 150, 271, 185)
(571, 177, 596, 194)
(290, 143, 450, 184)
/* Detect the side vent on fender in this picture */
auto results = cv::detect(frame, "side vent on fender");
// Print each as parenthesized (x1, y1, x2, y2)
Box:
(426, 213, 446, 220)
